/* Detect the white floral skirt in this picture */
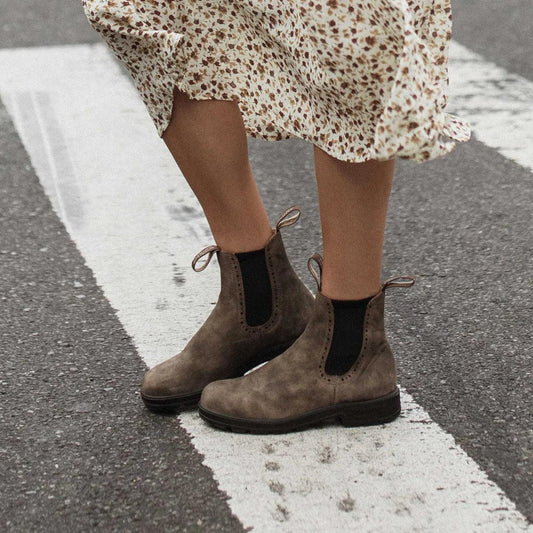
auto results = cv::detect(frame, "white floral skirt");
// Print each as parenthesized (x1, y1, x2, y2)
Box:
(82, 0, 470, 163)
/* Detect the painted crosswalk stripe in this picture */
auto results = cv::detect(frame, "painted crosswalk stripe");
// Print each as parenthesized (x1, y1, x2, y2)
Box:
(449, 41, 533, 173)
(0, 44, 531, 531)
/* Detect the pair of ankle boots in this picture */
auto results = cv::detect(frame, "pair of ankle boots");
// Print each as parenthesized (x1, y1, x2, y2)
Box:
(141, 205, 415, 433)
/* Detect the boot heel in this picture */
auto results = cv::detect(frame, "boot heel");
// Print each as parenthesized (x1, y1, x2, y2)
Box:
(339, 389, 401, 427)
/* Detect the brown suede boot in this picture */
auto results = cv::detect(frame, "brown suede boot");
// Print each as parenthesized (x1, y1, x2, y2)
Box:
(198, 252, 415, 433)
(141, 205, 315, 412)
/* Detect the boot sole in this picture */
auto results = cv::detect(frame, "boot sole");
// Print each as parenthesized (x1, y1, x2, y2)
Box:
(141, 341, 295, 414)
(198, 388, 401, 434)
(141, 390, 202, 414)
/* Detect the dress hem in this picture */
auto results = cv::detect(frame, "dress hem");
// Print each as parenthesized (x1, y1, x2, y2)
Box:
(159, 81, 470, 165)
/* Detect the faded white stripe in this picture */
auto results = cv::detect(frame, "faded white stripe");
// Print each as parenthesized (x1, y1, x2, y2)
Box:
(0, 44, 530, 532)
(449, 41, 533, 172)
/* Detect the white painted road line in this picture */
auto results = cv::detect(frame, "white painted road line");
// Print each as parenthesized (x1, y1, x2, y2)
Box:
(449, 41, 533, 172)
(1, 44, 531, 531)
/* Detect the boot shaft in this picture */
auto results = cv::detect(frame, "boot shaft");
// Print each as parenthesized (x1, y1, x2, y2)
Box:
(307, 253, 415, 398)
(191, 205, 315, 336)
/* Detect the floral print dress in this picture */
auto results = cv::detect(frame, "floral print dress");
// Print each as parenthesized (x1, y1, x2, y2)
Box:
(82, 0, 470, 163)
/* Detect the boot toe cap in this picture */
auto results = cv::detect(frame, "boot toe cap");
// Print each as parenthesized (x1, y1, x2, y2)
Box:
(199, 380, 229, 413)
(200, 376, 269, 421)
(141, 358, 190, 398)
(141, 365, 171, 398)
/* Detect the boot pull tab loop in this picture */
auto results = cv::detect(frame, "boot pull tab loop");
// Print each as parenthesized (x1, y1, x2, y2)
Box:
(381, 275, 416, 291)
(307, 253, 323, 292)
(275, 204, 302, 231)
(191, 244, 221, 272)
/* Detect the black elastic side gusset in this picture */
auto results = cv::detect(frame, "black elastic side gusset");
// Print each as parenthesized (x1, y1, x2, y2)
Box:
(325, 295, 374, 375)
(235, 248, 272, 326)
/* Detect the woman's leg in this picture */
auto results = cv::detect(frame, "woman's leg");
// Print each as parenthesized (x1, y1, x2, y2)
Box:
(313, 146, 395, 300)
(198, 148, 407, 431)
(142, 90, 317, 413)
(162, 88, 273, 253)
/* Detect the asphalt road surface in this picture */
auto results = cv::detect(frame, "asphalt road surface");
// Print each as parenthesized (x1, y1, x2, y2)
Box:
(1, 1, 532, 531)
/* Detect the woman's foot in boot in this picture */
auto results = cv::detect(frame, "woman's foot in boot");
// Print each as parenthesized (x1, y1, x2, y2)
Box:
(198, 253, 415, 433)
(141, 205, 315, 412)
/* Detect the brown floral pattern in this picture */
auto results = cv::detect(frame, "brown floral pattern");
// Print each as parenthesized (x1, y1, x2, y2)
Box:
(82, 0, 470, 163)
